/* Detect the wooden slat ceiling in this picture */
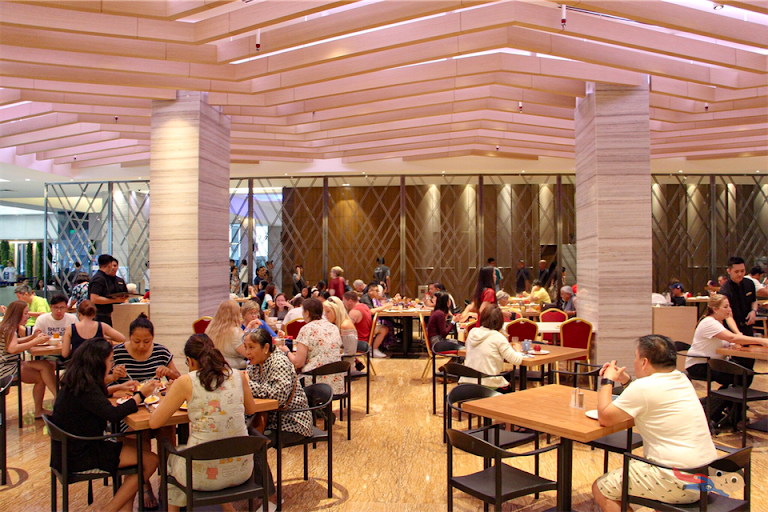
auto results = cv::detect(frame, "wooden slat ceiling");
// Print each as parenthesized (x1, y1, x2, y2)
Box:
(0, 0, 766, 169)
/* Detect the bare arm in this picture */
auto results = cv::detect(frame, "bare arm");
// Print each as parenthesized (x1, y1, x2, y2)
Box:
(61, 324, 73, 358)
(241, 371, 260, 415)
(279, 342, 308, 369)
(7, 332, 47, 354)
(101, 323, 126, 343)
(714, 329, 768, 347)
(597, 361, 634, 427)
(348, 309, 362, 324)
(149, 374, 190, 429)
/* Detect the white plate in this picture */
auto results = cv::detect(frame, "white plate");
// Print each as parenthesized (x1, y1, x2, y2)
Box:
(528, 349, 550, 355)
(144, 395, 159, 405)
(179, 401, 188, 410)
(585, 409, 598, 420)
(116, 397, 131, 405)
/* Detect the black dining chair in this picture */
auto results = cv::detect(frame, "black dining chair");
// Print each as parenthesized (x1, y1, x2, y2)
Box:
(706, 359, 768, 447)
(0, 374, 13, 485)
(304, 360, 352, 440)
(349, 340, 371, 414)
(272, 383, 334, 512)
(446, 427, 559, 512)
(159, 435, 270, 512)
(43, 415, 139, 511)
(430, 339, 462, 415)
(620, 445, 751, 512)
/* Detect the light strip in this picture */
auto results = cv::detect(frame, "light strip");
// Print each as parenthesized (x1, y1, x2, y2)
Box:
(0, 101, 31, 111)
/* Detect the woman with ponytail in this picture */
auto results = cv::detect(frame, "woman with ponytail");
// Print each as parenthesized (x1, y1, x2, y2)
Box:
(150, 334, 261, 512)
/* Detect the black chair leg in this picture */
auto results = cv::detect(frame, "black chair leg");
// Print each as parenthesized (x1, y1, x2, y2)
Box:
(303, 443, 309, 480)
(17, 381, 22, 429)
(447, 483, 453, 512)
(603, 450, 609, 473)
(50, 473, 56, 512)
(62, 477, 69, 512)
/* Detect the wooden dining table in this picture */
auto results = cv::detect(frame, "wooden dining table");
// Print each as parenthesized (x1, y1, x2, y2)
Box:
(111, 393, 278, 512)
(462, 384, 634, 512)
(377, 308, 431, 358)
(456, 345, 588, 390)
(28, 343, 63, 357)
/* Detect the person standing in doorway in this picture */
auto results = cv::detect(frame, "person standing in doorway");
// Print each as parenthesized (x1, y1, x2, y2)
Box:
(488, 258, 503, 292)
(515, 260, 530, 294)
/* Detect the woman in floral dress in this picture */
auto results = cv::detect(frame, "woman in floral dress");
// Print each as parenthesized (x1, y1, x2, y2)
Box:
(278, 297, 343, 394)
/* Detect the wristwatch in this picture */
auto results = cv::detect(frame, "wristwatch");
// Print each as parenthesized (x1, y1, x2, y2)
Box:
(133, 390, 146, 403)
(600, 378, 615, 387)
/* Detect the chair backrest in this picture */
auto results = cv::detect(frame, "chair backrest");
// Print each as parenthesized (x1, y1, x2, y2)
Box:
(284, 319, 305, 338)
(356, 340, 370, 355)
(367, 311, 379, 346)
(709, 359, 753, 378)
(192, 316, 212, 334)
(176, 436, 268, 462)
(419, 313, 433, 358)
(304, 383, 334, 410)
(447, 383, 500, 409)
(539, 308, 567, 323)
(506, 318, 538, 341)
(443, 362, 491, 381)
(551, 366, 600, 390)
(447, 428, 508, 460)
(42, 415, 67, 443)
(560, 317, 593, 352)
(0, 374, 13, 395)
(674, 341, 691, 352)
(465, 320, 478, 337)
(305, 360, 352, 378)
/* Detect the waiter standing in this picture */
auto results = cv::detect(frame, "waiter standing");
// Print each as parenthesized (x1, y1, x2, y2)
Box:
(719, 256, 758, 370)
(89, 254, 126, 326)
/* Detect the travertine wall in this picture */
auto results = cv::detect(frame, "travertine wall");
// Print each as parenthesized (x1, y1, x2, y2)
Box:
(150, 91, 231, 361)
(575, 82, 653, 370)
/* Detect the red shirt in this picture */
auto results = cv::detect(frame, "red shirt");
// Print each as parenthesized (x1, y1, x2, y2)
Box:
(352, 303, 372, 342)
(329, 277, 346, 298)
(481, 288, 496, 304)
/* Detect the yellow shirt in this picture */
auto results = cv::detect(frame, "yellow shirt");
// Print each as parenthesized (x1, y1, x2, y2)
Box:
(529, 287, 551, 305)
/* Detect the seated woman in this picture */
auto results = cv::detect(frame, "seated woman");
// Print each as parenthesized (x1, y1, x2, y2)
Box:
(62, 300, 126, 358)
(268, 293, 293, 321)
(0, 300, 57, 418)
(261, 284, 277, 311)
(365, 283, 396, 358)
(150, 334, 262, 512)
(278, 298, 344, 394)
(51, 337, 158, 512)
(244, 329, 314, 505)
(110, 313, 181, 508)
(206, 300, 248, 370)
(462, 304, 523, 393)
(241, 300, 277, 337)
(525, 280, 551, 305)
(557, 286, 577, 316)
(458, 266, 497, 320)
(685, 293, 767, 386)
(324, 296, 358, 356)
(427, 291, 454, 348)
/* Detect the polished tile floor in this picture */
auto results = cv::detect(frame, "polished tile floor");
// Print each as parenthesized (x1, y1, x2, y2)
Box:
(1, 356, 766, 511)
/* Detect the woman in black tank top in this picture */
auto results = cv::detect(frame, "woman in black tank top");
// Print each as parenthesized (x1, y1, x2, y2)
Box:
(62, 300, 126, 358)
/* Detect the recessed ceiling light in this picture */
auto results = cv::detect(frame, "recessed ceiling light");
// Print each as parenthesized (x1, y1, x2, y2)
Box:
(678, 170, 683, 173)
(713, 3, 724, 10)
(0, 178, 8, 183)
(757, 170, 761, 173)
(342, 183, 350, 187)
(138, 176, 142, 179)
(25, 178, 31, 181)
(521, 170, 526, 173)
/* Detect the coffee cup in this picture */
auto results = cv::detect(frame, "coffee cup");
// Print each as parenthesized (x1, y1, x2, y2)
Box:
(521, 340, 532, 352)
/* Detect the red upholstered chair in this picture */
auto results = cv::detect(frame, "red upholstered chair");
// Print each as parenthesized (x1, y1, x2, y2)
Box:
(506, 318, 539, 342)
(539, 308, 567, 343)
(284, 319, 305, 339)
(192, 316, 212, 334)
(559, 317, 593, 364)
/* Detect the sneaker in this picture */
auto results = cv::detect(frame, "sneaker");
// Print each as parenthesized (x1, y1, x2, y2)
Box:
(372, 348, 387, 358)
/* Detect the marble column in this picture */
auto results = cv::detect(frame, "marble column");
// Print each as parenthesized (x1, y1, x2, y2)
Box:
(150, 91, 231, 361)
(575, 82, 652, 370)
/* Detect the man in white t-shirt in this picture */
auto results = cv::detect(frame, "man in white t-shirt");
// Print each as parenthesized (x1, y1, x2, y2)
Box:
(593, 335, 717, 511)
(747, 266, 768, 298)
(282, 296, 305, 326)
(32, 293, 78, 341)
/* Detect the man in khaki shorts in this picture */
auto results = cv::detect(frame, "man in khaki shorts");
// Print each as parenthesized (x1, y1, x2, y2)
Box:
(593, 335, 717, 511)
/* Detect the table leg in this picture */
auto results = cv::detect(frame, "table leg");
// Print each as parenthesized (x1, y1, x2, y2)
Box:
(520, 367, 528, 391)
(390, 316, 420, 359)
(557, 437, 573, 512)
(137, 430, 144, 512)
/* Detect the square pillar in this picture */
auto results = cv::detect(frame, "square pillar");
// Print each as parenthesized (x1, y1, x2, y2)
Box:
(575, 82, 652, 370)
(150, 91, 230, 360)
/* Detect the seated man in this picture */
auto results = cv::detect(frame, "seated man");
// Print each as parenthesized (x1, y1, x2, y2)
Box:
(558, 285, 577, 316)
(32, 293, 78, 340)
(669, 283, 687, 306)
(15, 284, 51, 327)
(593, 335, 717, 512)
(746, 266, 768, 298)
(525, 279, 551, 305)
(342, 291, 373, 344)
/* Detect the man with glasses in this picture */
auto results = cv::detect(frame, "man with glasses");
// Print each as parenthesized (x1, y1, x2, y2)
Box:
(15, 283, 51, 328)
(33, 293, 78, 340)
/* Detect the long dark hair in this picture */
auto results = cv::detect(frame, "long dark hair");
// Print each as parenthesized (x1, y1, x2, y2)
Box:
(434, 291, 451, 315)
(60, 337, 113, 395)
(473, 266, 496, 309)
(185, 334, 230, 392)
(0, 300, 27, 344)
(130, 312, 154, 336)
